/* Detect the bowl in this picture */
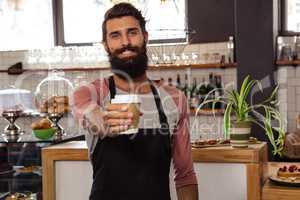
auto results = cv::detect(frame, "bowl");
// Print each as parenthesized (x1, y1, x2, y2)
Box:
(32, 128, 55, 139)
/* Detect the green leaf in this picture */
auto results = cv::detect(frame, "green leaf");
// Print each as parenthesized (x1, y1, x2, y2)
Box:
(224, 102, 233, 139)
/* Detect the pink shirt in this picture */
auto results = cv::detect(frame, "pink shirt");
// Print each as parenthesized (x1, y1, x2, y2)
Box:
(71, 78, 197, 188)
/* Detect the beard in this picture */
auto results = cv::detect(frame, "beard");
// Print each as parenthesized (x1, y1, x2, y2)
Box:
(108, 43, 148, 80)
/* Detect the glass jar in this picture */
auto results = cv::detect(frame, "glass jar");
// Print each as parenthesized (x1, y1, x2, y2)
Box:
(34, 70, 73, 114)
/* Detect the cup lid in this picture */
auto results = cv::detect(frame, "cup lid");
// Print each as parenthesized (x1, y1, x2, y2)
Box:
(111, 94, 140, 104)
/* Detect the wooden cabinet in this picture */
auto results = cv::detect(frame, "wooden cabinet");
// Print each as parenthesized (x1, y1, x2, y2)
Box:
(262, 162, 300, 200)
(42, 141, 268, 200)
(262, 180, 300, 200)
(191, 143, 268, 200)
(42, 141, 90, 200)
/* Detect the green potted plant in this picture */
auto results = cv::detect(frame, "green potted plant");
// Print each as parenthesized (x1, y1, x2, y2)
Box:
(197, 75, 286, 157)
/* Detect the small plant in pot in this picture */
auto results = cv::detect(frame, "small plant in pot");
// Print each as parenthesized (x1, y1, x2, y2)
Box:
(197, 75, 286, 157)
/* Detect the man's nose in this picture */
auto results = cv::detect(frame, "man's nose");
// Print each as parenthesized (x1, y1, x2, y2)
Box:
(121, 34, 130, 46)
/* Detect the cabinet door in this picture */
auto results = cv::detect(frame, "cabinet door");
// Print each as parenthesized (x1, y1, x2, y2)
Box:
(55, 161, 92, 200)
(169, 162, 247, 200)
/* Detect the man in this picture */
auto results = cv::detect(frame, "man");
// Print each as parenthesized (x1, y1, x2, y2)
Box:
(72, 3, 198, 200)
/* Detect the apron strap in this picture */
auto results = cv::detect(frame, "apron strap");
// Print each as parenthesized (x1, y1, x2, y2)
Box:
(148, 81, 170, 130)
(108, 76, 116, 99)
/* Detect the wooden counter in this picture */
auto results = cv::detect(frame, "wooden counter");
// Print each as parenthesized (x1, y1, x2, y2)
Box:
(42, 141, 89, 200)
(262, 180, 300, 200)
(192, 143, 267, 163)
(192, 143, 268, 200)
(262, 162, 300, 200)
(42, 141, 268, 200)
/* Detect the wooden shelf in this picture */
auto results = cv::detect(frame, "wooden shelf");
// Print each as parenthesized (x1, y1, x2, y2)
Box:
(1, 63, 237, 74)
(276, 60, 300, 66)
(192, 142, 267, 163)
(149, 62, 237, 70)
(190, 108, 225, 116)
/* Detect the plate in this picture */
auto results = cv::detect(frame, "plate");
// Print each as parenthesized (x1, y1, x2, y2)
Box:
(269, 175, 300, 187)
(0, 169, 14, 176)
(191, 143, 231, 148)
(14, 166, 42, 176)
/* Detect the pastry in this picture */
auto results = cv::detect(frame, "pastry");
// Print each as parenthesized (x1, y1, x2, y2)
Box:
(31, 118, 52, 130)
(39, 96, 69, 114)
(277, 165, 300, 178)
(5, 193, 27, 200)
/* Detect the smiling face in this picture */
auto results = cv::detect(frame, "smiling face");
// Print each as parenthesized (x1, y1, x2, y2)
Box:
(103, 16, 149, 80)
(104, 16, 148, 58)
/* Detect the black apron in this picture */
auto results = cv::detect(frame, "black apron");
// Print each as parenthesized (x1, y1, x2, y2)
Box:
(89, 76, 172, 200)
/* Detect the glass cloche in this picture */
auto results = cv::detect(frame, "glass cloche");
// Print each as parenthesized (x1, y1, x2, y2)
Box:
(34, 70, 74, 140)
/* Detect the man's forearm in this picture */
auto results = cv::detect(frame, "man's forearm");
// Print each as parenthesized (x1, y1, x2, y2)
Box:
(176, 184, 198, 200)
(84, 107, 106, 136)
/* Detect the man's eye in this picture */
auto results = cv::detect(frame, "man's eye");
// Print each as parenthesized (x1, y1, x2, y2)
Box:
(110, 33, 120, 39)
(129, 30, 138, 35)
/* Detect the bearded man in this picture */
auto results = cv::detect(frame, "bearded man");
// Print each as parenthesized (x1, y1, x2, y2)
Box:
(72, 2, 198, 200)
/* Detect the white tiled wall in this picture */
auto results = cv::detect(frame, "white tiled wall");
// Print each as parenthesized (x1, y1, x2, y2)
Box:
(0, 42, 230, 69)
(277, 66, 300, 132)
(0, 42, 236, 138)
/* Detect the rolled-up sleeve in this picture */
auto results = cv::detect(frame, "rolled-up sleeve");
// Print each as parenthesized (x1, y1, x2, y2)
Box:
(71, 79, 108, 126)
(172, 94, 197, 188)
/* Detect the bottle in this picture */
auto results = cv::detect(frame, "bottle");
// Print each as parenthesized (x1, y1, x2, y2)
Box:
(295, 36, 300, 60)
(176, 74, 182, 90)
(214, 75, 223, 109)
(277, 36, 284, 60)
(197, 78, 207, 108)
(227, 36, 234, 63)
(168, 77, 173, 87)
(182, 74, 189, 97)
(206, 73, 215, 109)
(190, 78, 198, 109)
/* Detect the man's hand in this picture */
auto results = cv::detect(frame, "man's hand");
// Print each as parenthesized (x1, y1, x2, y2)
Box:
(86, 104, 134, 138)
(102, 103, 133, 137)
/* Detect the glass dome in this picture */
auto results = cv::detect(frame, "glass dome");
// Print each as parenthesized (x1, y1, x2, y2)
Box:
(34, 70, 74, 114)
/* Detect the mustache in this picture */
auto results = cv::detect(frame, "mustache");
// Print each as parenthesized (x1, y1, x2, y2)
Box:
(113, 45, 140, 55)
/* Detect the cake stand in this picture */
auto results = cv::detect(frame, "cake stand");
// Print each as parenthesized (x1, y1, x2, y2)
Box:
(34, 70, 73, 141)
(45, 112, 65, 141)
(1, 110, 25, 142)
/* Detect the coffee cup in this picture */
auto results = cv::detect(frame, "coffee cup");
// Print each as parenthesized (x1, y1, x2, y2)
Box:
(111, 94, 141, 134)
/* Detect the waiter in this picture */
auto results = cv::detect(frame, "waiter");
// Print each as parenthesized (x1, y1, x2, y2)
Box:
(72, 2, 198, 200)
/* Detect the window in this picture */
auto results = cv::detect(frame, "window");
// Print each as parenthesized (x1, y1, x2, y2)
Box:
(0, 0, 54, 51)
(0, 0, 186, 50)
(57, 0, 187, 45)
(282, 0, 300, 34)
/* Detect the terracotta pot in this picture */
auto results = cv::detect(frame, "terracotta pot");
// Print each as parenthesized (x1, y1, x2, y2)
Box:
(230, 121, 251, 148)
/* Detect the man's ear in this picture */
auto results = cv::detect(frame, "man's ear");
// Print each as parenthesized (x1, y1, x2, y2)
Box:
(144, 31, 149, 44)
(102, 41, 109, 52)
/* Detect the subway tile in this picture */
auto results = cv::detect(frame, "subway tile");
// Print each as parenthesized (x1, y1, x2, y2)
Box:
(296, 66, 300, 78)
(287, 103, 296, 112)
(287, 121, 297, 133)
(288, 78, 300, 86)
(288, 111, 298, 121)
(287, 67, 296, 78)
(287, 87, 296, 103)
(278, 67, 288, 79)
(296, 87, 300, 95)
(279, 104, 288, 112)
(278, 88, 287, 97)
(296, 95, 300, 110)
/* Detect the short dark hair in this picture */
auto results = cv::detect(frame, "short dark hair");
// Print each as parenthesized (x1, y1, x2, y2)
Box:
(102, 2, 147, 42)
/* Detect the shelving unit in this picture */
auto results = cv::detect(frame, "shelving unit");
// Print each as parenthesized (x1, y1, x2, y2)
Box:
(0, 134, 84, 200)
(0, 63, 237, 73)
